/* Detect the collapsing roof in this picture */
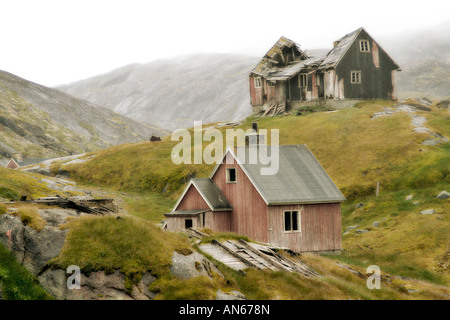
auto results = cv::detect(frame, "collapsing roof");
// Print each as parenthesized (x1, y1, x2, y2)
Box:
(251, 36, 308, 79)
(251, 28, 400, 81)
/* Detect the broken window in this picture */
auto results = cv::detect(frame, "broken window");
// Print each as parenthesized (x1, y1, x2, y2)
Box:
(226, 167, 237, 183)
(351, 71, 361, 84)
(299, 74, 307, 88)
(360, 40, 370, 52)
(254, 77, 262, 88)
(284, 211, 299, 232)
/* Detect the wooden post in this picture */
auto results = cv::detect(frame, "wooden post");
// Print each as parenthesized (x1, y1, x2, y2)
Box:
(376, 181, 380, 197)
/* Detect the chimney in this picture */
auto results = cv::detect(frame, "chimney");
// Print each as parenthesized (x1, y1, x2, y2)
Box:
(12, 152, 23, 163)
(246, 122, 265, 146)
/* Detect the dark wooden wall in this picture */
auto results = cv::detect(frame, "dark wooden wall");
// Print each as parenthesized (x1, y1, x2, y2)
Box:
(336, 29, 398, 99)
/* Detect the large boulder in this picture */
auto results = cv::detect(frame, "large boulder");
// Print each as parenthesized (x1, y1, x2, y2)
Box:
(0, 209, 83, 275)
(436, 191, 450, 200)
(170, 251, 223, 280)
(38, 269, 156, 300)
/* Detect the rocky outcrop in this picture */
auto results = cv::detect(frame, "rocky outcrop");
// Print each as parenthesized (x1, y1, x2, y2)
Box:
(38, 269, 156, 300)
(0, 209, 82, 275)
(170, 251, 223, 280)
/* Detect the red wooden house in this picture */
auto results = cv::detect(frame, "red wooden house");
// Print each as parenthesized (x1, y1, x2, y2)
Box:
(165, 145, 345, 253)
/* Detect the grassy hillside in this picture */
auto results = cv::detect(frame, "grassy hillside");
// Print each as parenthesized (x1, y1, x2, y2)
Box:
(59, 100, 449, 289)
(1, 100, 448, 299)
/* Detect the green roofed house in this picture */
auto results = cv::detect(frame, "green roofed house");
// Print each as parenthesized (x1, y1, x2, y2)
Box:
(165, 145, 345, 253)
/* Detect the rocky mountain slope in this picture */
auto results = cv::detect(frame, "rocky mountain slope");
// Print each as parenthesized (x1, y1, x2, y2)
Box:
(0, 70, 165, 159)
(381, 20, 450, 97)
(57, 54, 258, 130)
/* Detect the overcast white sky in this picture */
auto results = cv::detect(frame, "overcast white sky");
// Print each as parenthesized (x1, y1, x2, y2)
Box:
(1, 0, 449, 87)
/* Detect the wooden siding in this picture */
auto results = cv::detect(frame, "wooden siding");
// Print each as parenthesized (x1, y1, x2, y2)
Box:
(335, 29, 398, 100)
(249, 75, 264, 106)
(205, 211, 231, 233)
(211, 157, 269, 244)
(5, 159, 19, 169)
(175, 185, 209, 211)
(268, 203, 341, 252)
(166, 214, 202, 232)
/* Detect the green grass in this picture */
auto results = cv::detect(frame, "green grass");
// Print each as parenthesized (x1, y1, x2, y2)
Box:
(51, 216, 192, 279)
(0, 167, 63, 200)
(5, 100, 446, 300)
(0, 244, 54, 300)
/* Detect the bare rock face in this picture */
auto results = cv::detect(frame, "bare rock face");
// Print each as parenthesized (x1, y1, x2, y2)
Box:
(170, 251, 223, 280)
(0, 209, 77, 275)
(38, 269, 156, 300)
(215, 289, 247, 300)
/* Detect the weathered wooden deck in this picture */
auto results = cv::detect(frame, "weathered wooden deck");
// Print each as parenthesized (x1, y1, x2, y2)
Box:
(199, 238, 320, 277)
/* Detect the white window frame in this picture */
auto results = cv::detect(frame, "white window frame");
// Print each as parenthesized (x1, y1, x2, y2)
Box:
(254, 77, 262, 88)
(226, 167, 237, 184)
(298, 74, 307, 88)
(360, 40, 370, 52)
(351, 71, 361, 84)
(283, 210, 300, 233)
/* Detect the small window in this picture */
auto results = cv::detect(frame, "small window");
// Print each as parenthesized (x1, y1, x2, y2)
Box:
(284, 211, 299, 232)
(299, 74, 307, 88)
(185, 219, 193, 229)
(226, 168, 237, 183)
(360, 40, 370, 52)
(254, 77, 262, 88)
(351, 71, 361, 84)
(267, 81, 275, 87)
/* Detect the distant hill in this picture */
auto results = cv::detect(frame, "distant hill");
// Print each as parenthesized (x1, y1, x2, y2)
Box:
(57, 23, 450, 131)
(0, 70, 165, 159)
(57, 54, 259, 131)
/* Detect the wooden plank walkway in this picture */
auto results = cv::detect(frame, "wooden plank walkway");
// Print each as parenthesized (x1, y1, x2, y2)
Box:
(200, 243, 249, 271)
(199, 238, 320, 277)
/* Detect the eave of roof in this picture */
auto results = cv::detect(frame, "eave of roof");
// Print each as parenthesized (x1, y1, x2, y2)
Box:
(164, 209, 208, 217)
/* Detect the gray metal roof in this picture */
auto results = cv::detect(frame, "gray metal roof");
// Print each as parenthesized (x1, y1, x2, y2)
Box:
(191, 178, 233, 211)
(234, 145, 345, 204)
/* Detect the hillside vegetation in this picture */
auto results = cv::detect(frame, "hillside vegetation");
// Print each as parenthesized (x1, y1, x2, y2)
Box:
(60, 100, 449, 289)
(1, 100, 448, 300)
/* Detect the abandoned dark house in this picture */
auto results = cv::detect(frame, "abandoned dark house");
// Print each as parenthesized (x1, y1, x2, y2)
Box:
(249, 27, 401, 111)
(165, 145, 345, 253)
